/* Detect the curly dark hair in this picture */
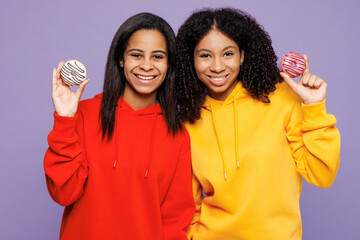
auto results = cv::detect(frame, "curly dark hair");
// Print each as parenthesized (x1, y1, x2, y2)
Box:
(101, 12, 181, 139)
(175, 8, 283, 123)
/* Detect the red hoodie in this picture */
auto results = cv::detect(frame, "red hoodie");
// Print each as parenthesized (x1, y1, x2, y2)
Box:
(44, 94, 195, 240)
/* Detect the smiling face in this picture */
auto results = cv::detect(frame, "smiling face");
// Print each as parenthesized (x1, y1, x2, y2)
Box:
(121, 29, 168, 108)
(194, 29, 244, 101)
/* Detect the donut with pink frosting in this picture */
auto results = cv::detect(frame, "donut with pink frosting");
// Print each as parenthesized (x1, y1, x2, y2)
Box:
(280, 52, 305, 78)
(61, 60, 87, 86)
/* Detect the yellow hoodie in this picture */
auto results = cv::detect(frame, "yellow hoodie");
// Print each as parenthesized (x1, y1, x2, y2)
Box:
(185, 81, 340, 240)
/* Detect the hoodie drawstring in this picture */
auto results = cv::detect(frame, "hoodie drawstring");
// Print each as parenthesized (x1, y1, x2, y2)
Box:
(113, 99, 157, 179)
(210, 96, 240, 180)
(144, 105, 157, 178)
(234, 95, 240, 168)
(113, 99, 122, 168)
(210, 102, 227, 180)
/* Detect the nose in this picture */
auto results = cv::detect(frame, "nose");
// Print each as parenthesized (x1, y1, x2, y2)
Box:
(140, 58, 154, 71)
(210, 57, 225, 73)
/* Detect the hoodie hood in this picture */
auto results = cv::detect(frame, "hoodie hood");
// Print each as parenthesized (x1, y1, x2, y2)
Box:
(202, 82, 250, 180)
(95, 93, 162, 116)
(96, 94, 161, 178)
(202, 81, 249, 110)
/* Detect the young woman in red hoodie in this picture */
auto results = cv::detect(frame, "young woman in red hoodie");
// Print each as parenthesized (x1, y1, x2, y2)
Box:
(44, 12, 194, 240)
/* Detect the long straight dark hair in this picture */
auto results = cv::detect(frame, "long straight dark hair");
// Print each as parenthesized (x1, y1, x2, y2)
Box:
(100, 12, 181, 139)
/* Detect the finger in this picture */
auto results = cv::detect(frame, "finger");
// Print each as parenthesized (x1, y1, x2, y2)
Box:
(280, 72, 298, 91)
(52, 68, 57, 92)
(314, 78, 325, 89)
(300, 72, 311, 86)
(57, 61, 64, 71)
(56, 61, 64, 80)
(308, 74, 318, 88)
(75, 79, 90, 100)
(303, 54, 310, 73)
(53, 66, 63, 89)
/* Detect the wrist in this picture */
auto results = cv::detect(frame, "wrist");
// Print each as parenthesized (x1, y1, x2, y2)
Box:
(52, 112, 78, 138)
(55, 110, 76, 117)
(303, 99, 323, 105)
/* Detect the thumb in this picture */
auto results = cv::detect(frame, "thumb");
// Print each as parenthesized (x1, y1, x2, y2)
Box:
(75, 79, 90, 100)
(280, 72, 298, 92)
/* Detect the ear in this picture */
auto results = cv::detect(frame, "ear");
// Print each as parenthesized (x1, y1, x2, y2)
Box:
(240, 49, 245, 64)
(119, 59, 124, 68)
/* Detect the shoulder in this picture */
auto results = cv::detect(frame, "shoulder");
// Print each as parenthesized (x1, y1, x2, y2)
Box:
(172, 126, 191, 154)
(180, 126, 190, 144)
(175, 125, 190, 144)
(270, 82, 301, 106)
(177, 127, 191, 159)
(78, 93, 102, 110)
(77, 93, 102, 116)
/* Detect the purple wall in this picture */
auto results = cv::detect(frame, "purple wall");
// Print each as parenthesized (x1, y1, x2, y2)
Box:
(0, 0, 358, 239)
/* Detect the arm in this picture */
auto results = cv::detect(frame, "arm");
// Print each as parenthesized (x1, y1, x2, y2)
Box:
(161, 135, 195, 240)
(43, 61, 90, 206)
(282, 54, 340, 187)
(44, 112, 89, 206)
(286, 99, 340, 188)
(187, 175, 204, 240)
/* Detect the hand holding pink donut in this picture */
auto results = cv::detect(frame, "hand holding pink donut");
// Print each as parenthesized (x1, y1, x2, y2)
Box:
(280, 54, 327, 105)
(52, 61, 90, 117)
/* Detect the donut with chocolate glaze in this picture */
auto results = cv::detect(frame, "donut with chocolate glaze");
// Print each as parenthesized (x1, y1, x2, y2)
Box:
(281, 52, 305, 78)
(61, 60, 87, 86)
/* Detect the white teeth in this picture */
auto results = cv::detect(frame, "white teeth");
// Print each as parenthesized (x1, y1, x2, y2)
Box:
(136, 74, 155, 80)
(210, 76, 226, 81)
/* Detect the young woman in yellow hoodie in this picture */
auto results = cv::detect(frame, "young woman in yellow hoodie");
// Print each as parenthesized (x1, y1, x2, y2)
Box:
(175, 8, 340, 240)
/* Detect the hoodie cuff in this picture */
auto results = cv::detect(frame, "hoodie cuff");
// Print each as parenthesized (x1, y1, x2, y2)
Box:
(301, 100, 337, 130)
(52, 112, 78, 138)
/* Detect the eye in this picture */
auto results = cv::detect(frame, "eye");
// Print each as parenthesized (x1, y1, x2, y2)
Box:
(130, 53, 142, 58)
(224, 52, 234, 57)
(153, 54, 165, 60)
(199, 54, 211, 58)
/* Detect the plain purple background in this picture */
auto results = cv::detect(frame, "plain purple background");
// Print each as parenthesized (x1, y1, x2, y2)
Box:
(0, 0, 358, 239)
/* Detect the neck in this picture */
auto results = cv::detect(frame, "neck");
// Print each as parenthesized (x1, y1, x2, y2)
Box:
(209, 80, 238, 101)
(123, 84, 157, 110)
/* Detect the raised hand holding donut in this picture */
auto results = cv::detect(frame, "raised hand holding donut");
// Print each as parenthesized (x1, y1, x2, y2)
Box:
(52, 61, 89, 117)
(280, 54, 327, 105)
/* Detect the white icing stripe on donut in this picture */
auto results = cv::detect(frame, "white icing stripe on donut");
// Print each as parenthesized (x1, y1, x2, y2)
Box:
(61, 60, 87, 86)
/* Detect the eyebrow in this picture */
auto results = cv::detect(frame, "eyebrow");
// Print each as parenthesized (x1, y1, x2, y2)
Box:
(127, 49, 167, 56)
(196, 45, 237, 53)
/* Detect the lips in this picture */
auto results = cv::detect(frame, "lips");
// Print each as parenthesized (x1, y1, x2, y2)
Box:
(207, 74, 229, 86)
(134, 74, 157, 81)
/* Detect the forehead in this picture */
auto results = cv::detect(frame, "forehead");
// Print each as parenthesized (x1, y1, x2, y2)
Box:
(196, 30, 238, 50)
(126, 29, 167, 50)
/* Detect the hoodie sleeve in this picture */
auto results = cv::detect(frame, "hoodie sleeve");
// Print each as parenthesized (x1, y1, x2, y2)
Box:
(286, 99, 340, 188)
(161, 134, 195, 240)
(186, 175, 203, 240)
(43, 111, 89, 206)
